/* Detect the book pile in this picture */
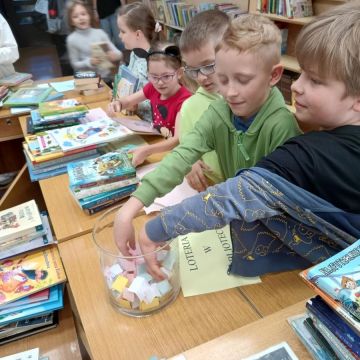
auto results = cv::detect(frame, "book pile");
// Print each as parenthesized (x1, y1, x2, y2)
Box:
(0, 200, 67, 345)
(23, 107, 133, 181)
(27, 98, 88, 133)
(0, 72, 33, 89)
(288, 239, 360, 359)
(74, 70, 104, 96)
(257, 0, 313, 18)
(67, 150, 139, 214)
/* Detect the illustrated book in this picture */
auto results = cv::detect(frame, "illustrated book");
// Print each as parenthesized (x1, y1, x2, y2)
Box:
(114, 118, 161, 135)
(67, 150, 137, 190)
(115, 65, 140, 99)
(3, 87, 53, 107)
(243, 342, 298, 360)
(49, 118, 133, 152)
(91, 42, 114, 70)
(0, 200, 43, 243)
(0, 246, 67, 306)
(38, 98, 88, 117)
(0, 72, 32, 87)
(303, 238, 360, 322)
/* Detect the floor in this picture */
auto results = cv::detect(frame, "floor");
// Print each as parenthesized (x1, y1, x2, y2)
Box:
(14, 46, 63, 80)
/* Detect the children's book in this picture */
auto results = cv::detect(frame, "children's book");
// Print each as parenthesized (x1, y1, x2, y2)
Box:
(114, 118, 161, 135)
(38, 98, 88, 117)
(3, 87, 53, 107)
(0, 288, 49, 312)
(0, 246, 66, 306)
(0, 348, 39, 360)
(49, 118, 134, 152)
(0, 213, 54, 260)
(68, 150, 137, 190)
(115, 65, 140, 99)
(0, 200, 43, 243)
(0, 72, 32, 87)
(91, 42, 114, 70)
(304, 238, 360, 322)
(306, 296, 360, 356)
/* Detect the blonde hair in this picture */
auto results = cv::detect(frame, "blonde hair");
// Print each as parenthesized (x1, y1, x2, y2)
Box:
(217, 14, 281, 68)
(296, 1, 360, 96)
(118, 2, 160, 44)
(66, 0, 96, 32)
(179, 10, 230, 53)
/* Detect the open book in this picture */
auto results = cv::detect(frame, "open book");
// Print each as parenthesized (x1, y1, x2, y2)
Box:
(114, 118, 161, 135)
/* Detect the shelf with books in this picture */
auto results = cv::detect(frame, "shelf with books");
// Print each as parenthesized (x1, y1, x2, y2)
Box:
(255, 12, 314, 25)
(157, 19, 184, 32)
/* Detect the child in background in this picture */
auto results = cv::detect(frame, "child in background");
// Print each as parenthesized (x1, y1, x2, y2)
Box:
(113, 14, 301, 252)
(117, 2, 161, 122)
(109, 42, 192, 166)
(0, 13, 19, 78)
(137, 2, 360, 280)
(66, 0, 122, 82)
(179, 9, 230, 190)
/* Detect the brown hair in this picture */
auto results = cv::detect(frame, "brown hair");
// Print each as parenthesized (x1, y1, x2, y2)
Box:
(66, 0, 96, 32)
(217, 14, 281, 68)
(147, 41, 182, 71)
(296, 1, 360, 96)
(179, 10, 230, 53)
(118, 2, 160, 44)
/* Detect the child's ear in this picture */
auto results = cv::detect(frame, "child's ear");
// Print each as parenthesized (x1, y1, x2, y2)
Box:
(269, 64, 283, 86)
(177, 67, 184, 79)
(135, 30, 142, 39)
(352, 96, 360, 113)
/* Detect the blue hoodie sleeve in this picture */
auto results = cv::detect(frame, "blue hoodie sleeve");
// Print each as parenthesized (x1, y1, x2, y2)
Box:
(145, 168, 281, 242)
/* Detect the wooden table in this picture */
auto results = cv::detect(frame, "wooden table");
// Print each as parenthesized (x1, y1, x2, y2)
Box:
(169, 300, 311, 360)
(58, 221, 260, 360)
(0, 292, 82, 360)
(18, 99, 164, 242)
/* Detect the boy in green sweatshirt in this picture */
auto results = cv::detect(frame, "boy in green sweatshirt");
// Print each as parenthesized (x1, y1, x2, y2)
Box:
(114, 14, 301, 253)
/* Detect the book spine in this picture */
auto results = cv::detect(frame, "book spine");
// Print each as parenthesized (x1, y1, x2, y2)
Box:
(306, 298, 360, 356)
(84, 196, 128, 215)
(72, 177, 139, 200)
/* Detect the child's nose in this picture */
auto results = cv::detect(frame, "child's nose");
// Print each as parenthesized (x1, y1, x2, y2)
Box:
(225, 82, 238, 97)
(291, 74, 303, 94)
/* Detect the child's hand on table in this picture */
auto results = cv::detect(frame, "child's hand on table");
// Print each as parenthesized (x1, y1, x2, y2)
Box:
(128, 145, 151, 167)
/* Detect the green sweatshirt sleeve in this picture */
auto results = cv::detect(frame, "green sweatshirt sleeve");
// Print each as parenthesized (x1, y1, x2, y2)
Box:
(132, 108, 217, 207)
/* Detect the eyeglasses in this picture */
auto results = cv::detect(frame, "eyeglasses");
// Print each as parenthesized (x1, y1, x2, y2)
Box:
(184, 63, 216, 79)
(148, 73, 176, 84)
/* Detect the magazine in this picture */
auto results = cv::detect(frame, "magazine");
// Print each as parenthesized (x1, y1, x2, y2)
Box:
(0, 200, 43, 243)
(49, 118, 133, 152)
(0, 246, 66, 306)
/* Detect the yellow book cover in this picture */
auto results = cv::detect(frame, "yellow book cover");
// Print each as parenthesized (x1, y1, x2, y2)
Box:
(38, 98, 88, 117)
(0, 246, 67, 305)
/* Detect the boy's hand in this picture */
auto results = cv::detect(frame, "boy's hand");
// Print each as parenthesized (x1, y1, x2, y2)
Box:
(113, 197, 144, 256)
(186, 160, 210, 192)
(138, 225, 167, 281)
(128, 145, 150, 167)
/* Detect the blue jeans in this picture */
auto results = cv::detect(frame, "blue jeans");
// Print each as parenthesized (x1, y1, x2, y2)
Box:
(100, 12, 124, 51)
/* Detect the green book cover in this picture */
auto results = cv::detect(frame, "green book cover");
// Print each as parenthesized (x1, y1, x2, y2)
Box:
(3, 87, 53, 107)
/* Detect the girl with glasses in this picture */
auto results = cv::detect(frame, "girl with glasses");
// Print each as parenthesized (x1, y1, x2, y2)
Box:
(109, 42, 191, 167)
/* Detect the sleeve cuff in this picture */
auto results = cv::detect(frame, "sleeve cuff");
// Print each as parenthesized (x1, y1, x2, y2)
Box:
(145, 216, 171, 242)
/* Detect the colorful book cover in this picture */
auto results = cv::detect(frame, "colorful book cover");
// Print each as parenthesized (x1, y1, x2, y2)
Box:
(49, 119, 133, 152)
(38, 98, 88, 117)
(299, 269, 360, 336)
(305, 238, 360, 322)
(0, 72, 32, 87)
(3, 87, 53, 107)
(67, 150, 136, 189)
(306, 296, 360, 356)
(0, 246, 67, 306)
(0, 213, 55, 260)
(0, 288, 49, 312)
(116, 65, 140, 98)
(115, 118, 161, 135)
(0, 200, 43, 243)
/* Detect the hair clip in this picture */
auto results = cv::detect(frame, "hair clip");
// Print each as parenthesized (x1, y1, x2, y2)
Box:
(133, 46, 181, 61)
(155, 21, 162, 33)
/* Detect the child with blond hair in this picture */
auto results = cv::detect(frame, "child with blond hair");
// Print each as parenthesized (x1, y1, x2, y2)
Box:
(113, 14, 301, 253)
(137, 2, 360, 280)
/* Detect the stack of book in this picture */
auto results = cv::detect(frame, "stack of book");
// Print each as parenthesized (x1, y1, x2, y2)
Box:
(288, 239, 360, 359)
(67, 150, 139, 214)
(0, 72, 33, 89)
(27, 98, 89, 133)
(0, 200, 67, 345)
(74, 70, 104, 96)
